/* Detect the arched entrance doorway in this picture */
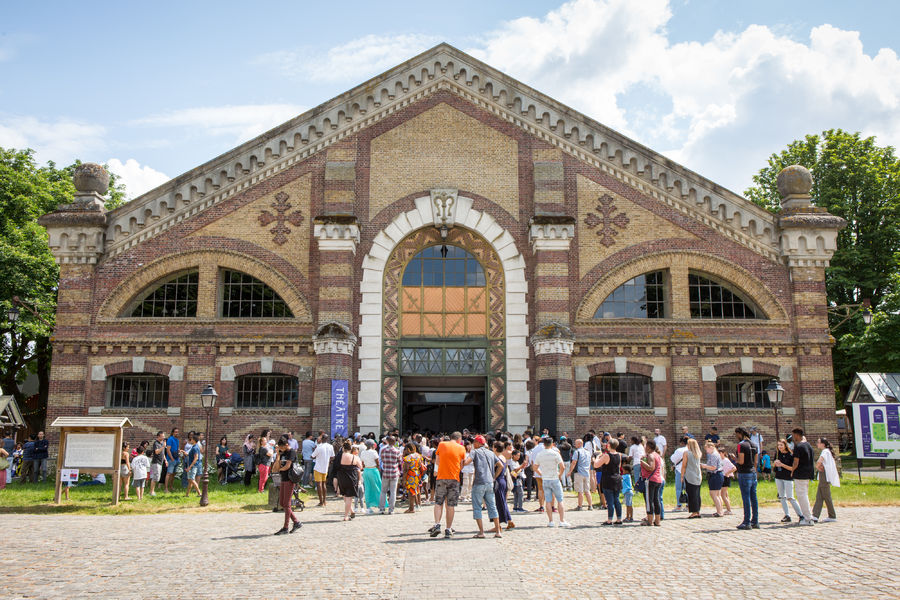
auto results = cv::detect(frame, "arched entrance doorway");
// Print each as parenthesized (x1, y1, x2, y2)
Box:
(381, 227, 505, 434)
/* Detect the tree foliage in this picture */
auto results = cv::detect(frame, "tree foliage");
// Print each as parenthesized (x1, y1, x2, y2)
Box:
(0, 147, 126, 430)
(745, 129, 900, 400)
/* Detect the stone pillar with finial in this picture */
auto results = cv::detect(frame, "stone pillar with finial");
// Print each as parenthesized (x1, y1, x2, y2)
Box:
(775, 165, 845, 450)
(38, 163, 110, 462)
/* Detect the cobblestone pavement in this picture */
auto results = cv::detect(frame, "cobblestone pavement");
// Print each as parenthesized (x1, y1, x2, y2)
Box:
(2, 496, 899, 599)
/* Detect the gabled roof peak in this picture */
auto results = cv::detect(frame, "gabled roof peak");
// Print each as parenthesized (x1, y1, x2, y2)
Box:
(100, 44, 779, 261)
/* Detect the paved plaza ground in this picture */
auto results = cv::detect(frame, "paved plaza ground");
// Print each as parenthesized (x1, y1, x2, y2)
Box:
(2, 497, 899, 599)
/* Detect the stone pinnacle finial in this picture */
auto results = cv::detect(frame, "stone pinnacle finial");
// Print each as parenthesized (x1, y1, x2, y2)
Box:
(72, 163, 110, 196)
(776, 165, 813, 210)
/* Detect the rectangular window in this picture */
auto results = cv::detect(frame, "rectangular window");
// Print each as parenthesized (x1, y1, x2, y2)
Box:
(588, 374, 652, 408)
(106, 375, 169, 409)
(716, 376, 771, 408)
(235, 375, 299, 409)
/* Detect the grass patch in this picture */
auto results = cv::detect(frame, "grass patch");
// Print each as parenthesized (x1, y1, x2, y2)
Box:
(0, 480, 311, 516)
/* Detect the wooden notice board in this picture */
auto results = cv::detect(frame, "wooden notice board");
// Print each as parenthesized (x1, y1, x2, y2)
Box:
(50, 417, 132, 506)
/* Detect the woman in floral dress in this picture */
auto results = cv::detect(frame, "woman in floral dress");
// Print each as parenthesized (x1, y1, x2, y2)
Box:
(402, 442, 425, 513)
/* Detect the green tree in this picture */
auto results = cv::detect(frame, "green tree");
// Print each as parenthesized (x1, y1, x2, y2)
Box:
(745, 130, 900, 401)
(0, 147, 125, 431)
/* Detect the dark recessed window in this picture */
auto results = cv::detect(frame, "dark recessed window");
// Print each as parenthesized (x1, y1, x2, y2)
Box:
(235, 375, 299, 409)
(220, 270, 293, 318)
(594, 271, 667, 319)
(588, 374, 653, 408)
(106, 374, 169, 409)
(689, 273, 760, 319)
(130, 271, 198, 317)
(716, 375, 772, 408)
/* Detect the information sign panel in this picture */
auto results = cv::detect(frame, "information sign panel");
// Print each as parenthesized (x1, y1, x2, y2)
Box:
(852, 403, 900, 460)
(63, 433, 118, 469)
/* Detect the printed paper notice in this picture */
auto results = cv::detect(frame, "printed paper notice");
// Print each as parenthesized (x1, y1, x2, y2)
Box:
(63, 433, 117, 469)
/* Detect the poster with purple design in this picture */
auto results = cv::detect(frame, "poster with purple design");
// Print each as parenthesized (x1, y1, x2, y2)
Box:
(852, 403, 900, 459)
(331, 379, 349, 438)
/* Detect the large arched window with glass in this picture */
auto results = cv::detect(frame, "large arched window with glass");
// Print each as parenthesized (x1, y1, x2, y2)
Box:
(220, 270, 293, 318)
(400, 245, 487, 337)
(689, 272, 762, 319)
(594, 270, 667, 319)
(128, 271, 199, 317)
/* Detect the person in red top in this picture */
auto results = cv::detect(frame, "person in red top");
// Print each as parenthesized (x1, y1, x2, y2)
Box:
(427, 431, 467, 538)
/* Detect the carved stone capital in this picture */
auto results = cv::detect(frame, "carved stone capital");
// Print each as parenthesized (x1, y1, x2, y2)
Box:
(533, 338, 575, 356)
(313, 338, 356, 356)
(313, 216, 360, 254)
(529, 216, 576, 252)
(38, 193, 108, 265)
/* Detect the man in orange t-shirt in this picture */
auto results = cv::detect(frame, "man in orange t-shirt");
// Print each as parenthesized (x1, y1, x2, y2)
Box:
(428, 431, 467, 538)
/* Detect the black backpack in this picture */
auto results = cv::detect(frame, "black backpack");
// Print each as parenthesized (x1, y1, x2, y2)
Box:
(287, 459, 303, 484)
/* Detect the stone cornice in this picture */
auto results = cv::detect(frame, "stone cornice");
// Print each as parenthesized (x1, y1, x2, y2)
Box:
(97, 44, 781, 262)
(533, 338, 575, 356)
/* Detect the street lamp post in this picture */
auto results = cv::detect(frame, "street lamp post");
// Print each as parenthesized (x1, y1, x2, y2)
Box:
(199, 384, 217, 507)
(766, 379, 785, 445)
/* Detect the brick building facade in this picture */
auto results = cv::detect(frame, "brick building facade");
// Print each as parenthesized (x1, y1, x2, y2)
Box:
(40, 45, 845, 454)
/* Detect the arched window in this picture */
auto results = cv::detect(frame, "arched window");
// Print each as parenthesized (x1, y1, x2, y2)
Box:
(716, 374, 773, 408)
(400, 245, 487, 337)
(128, 271, 198, 317)
(689, 272, 761, 319)
(220, 270, 293, 318)
(106, 374, 169, 409)
(588, 374, 652, 408)
(594, 271, 667, 319)
(235, 374, 299, 409)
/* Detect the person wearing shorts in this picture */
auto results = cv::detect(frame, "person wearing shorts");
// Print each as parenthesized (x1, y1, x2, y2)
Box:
(149, 431, 165, 496)
(533, 437, 570, 527)
(428, 432, 466, 539)
(164, 428, 180, 492)
(568, 439, 592, 510)
(311, 435, 334, 508)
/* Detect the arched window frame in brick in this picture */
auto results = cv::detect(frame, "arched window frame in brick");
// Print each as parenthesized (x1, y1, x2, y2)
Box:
(123, 269, 199, 317)
(219, 360, 312, 413)
(92, 359, 184, 412)
(592, 269, 668, 319)
(688, 271, 763, 320)
(703, 360, 791, 411)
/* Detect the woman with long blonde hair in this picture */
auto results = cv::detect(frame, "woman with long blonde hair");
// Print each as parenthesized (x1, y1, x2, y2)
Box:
(681, 437, 703, 518)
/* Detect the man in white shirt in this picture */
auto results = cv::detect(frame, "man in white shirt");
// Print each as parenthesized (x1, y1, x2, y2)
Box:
(670, 437, 688, 511)
(628, 436, 645, 474)
(311, 435, 335, 508)
(653, 429, 667, 457)
(533, 437, 570, 527)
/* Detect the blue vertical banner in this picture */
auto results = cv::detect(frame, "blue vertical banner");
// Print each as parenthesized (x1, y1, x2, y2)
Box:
(331, 379, 349, 438)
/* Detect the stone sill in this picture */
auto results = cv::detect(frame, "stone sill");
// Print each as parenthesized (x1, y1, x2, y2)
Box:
(95, 407, 174, 415)
(229, 408, 310, 416)
(588, 408, 655, 415)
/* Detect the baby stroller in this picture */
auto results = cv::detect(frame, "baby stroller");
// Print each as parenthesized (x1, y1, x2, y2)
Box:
(268, 475, 305, 512)
(221, 453, 244, 484)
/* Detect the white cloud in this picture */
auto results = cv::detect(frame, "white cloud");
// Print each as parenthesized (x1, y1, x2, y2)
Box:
(106, 158, 170, 199)
(133, 103, 306, 145)
(0, 115, 107, 164)
(254, 34, 441, 82)
(466, 0, 900, 193)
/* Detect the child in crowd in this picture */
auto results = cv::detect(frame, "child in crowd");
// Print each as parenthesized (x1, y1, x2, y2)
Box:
(131, 450, 150, 500)
(510, 450, 526, 513)
(760, 450, 772, 481)
(621, 463, 634, 523)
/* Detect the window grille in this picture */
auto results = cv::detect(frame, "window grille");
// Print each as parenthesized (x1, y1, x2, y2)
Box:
(594, 271, 667, 319)
(235, 375, 299, 409)
(716, 375, 772, 408)
(106, 374, 169, 409)
(588, 374, 653, 408)
(221, 270, 293, 318)
(399, 347, 488, 376)
(689, 273, 759, 319)
(130, 272, 198, 317)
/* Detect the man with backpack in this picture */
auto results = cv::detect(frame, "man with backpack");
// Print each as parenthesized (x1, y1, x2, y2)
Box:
(734, 427, 759, 530)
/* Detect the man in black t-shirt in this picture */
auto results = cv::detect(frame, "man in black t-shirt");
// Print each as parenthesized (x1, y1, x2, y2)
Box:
(149, 431, 165, 496)
(780, 428, 815, 524)
(734, 427, 758, 529)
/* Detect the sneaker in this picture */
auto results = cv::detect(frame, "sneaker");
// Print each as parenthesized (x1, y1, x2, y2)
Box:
(736, 524, 751, 530)
(780, 516, 792, 523)
(444, 528, 453, 538)
(290, 521, 302, 533)
(559, 521, 572, 528)
(534, 507, 544, 512)
(547, 521, 557, 527)
(428, 524, 441, 537)
(810, 516, 819, 523)
(573, 506, 583, 511)
(150, 492, 157, 497)
(798, 518, 815, 526)
(274, 528, 289, 535)
(750, 524, 759, 529)
(820, 517, 837, 523)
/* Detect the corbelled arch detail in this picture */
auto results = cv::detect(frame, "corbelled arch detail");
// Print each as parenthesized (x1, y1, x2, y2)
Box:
(357, 195, 530, 433)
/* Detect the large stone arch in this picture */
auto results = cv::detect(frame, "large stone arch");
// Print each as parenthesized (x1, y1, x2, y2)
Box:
(357, 195, 529, 433)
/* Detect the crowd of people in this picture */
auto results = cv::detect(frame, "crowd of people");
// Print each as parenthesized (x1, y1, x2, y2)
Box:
(1, 423, 842, 535)
(231, 424, 842, 536)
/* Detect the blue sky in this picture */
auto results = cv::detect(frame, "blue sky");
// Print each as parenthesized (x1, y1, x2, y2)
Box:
(2, 0, 899, 199)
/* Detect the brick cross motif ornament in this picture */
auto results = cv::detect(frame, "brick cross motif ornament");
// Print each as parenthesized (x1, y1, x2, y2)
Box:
(584, 194, 629, 247)
(259, 191, 304, 245)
